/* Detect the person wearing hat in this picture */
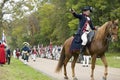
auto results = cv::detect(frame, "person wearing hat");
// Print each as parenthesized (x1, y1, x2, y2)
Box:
(21, 43, 31, 64)
(70, 6, 96, 59)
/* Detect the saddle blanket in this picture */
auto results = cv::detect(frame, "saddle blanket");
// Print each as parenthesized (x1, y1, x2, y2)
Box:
(70, 34, 82, 52)
(70, 31, 95, 52)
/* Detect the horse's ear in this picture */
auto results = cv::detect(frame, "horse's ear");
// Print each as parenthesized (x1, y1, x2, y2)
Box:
(115, 19, 119, 23)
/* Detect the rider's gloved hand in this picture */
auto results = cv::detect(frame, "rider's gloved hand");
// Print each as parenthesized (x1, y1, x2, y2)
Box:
(94, 26, 99, 30)
(69, 8, 75, 13)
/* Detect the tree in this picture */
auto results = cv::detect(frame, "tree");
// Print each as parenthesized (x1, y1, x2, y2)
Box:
(28, 14, 40, 45)
(2, 0, 41, 48)
(3, 0, 120, 51)
(0, 0, 9, 36)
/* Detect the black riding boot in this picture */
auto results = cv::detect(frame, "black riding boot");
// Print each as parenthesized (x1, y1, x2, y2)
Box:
(80, 45, 85, 60)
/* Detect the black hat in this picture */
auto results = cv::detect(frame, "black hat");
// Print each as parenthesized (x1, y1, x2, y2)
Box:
(81, 6, 93, 12)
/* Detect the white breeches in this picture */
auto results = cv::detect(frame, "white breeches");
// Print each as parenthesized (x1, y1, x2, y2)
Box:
(32, 54, 36, 60)
(81, 31, 89, 45)
(82, 55, 91, 66)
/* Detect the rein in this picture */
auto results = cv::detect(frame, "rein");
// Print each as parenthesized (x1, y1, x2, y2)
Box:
(106, 34, 111, 41)
(105, 22, 118, 42)
(105, 22, 113, 42)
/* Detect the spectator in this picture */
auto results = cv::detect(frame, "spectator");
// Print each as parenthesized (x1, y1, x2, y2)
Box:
(6, 47, 11, 65)
(0, 42, 6, 66)
(16, 48, 20, 59)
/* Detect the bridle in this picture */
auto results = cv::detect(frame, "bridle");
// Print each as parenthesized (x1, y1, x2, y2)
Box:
(106, 21, 118, 42)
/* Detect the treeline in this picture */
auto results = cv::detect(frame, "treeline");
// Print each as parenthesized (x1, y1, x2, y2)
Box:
(3, 0, 120, 52)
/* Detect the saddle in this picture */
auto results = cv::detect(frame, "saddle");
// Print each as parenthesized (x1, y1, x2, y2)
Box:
(87, 31, 95, 43)
(84, 31, 95, 55)
(87, 31, 95, 45)
(70, 31, 95, 51)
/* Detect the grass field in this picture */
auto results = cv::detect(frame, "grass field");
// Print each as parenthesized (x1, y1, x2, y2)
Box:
(0, 58, 52, 80)
(0, 52, 119, 80)
(96, 52, 120, 68)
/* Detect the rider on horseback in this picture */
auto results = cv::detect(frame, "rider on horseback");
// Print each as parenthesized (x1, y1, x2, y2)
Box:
(70, 6, 96, 59)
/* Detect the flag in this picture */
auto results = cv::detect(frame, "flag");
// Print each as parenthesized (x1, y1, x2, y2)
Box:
(2, 30, 6, 43)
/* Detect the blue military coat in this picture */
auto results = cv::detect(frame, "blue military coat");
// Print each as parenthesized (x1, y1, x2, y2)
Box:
(70, 12, 95, 51)
(72, 12, 95, 34)
(22, 46, 31, 53)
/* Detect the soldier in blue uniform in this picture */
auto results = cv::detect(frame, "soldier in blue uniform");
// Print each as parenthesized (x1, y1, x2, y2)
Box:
(22, 43, 31, 64)
(70, 6, 96, 59)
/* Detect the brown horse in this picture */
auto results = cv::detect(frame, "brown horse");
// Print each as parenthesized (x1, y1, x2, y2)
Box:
(55, 19, 119, 80)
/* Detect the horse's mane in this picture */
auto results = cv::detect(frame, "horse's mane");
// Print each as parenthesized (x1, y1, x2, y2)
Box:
(95, 21, 111, 40)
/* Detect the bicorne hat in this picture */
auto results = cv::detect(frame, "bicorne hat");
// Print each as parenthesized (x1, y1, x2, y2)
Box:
(81, 6, 93, 12)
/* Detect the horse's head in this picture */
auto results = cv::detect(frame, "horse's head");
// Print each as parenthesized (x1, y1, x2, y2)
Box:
(110, 19, 119, 42)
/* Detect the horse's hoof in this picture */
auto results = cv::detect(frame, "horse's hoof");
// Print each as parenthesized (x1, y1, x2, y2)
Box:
(64, 76, 68, 79)
(102, 77, 106, 80)
(73, 77, 78, 80)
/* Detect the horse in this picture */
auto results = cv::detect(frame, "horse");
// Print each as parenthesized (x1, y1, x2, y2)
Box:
(55, 19, 119, 80)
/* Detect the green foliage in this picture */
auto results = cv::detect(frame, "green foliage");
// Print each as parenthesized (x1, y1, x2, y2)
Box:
(9, 17, 29, 49)
(96, 52, 120, 68)
(5, 0, 120, 51)
(68, 19, 78, 30)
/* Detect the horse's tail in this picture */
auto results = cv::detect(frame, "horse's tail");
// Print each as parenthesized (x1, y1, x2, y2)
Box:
(55, 45, 65, 73)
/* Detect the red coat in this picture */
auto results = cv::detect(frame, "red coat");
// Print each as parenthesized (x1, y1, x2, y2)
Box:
(32, 49, 37, 54)
(49, 44, 52, 53)
(0, 44, 6, 64)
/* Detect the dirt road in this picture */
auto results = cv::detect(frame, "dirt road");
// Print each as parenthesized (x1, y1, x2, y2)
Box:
(23, 58, 120, 80)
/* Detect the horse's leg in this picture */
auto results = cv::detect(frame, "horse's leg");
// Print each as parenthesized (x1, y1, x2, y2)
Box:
(71, 54, 79, 80)
(101, 55, 108, 80)
(64, 56, 71, 79)
(91, 54, 97, 80)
